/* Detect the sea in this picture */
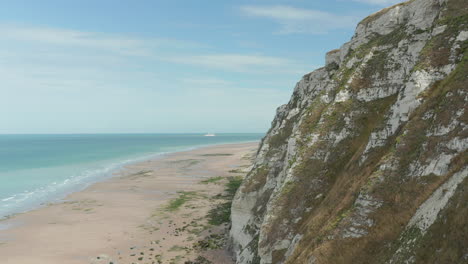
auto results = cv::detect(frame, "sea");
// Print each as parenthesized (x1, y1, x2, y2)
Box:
(0, 133, 263, 219)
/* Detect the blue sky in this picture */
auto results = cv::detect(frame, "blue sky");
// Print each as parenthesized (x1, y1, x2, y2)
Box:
(0, 0, 402, 134)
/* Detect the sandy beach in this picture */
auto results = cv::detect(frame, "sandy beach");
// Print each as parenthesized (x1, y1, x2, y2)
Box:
(0, 142, 258, 264)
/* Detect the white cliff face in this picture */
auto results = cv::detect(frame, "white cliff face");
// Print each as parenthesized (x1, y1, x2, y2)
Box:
(325, 49, 341, 66)
(388, 166, 468, 264)
(230, 0, 467, 263)
(340, 0, 445, 62)
(407, 167, 467, 233)
(361, 69, 448, 159)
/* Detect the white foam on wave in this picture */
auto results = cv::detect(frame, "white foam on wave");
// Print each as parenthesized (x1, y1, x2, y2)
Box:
(0, 152, 168, 219)
(0, 139, 257, 220)
(1, 197, 15, 202)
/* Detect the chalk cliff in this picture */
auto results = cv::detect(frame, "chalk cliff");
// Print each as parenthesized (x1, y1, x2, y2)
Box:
(230, 0, 468, 263)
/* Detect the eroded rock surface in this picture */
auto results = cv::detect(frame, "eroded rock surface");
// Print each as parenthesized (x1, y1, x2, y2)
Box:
(230, 0, 468, 263)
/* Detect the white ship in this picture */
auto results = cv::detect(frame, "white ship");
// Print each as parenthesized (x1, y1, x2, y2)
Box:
(204, 133, 216, 137)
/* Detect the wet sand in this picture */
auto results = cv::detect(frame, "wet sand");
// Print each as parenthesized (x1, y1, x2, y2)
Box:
(0, 142, 258, 264)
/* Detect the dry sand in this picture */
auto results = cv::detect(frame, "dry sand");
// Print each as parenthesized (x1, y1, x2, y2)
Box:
(0, 142, 258, 264)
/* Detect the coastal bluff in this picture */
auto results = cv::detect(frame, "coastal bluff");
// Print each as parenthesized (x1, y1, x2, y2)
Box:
(229, 0, 468, 263)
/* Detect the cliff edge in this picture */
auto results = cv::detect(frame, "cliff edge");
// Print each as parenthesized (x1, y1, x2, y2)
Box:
(230, 0, 468, 263)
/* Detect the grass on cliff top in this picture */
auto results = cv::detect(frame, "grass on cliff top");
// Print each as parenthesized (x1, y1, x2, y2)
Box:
(360, 0, 415, 26)
(207, 176, 243, 225)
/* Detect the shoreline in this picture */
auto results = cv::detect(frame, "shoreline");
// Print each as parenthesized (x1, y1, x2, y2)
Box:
(0, 141, 258, 264)
(0, 140, 260, 221)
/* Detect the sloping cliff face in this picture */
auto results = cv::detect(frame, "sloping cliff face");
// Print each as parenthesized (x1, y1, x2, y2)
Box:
(230, 0, 468, 263)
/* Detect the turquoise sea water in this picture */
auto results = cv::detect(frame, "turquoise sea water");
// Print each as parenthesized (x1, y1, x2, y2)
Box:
(0, 133, 263, 219)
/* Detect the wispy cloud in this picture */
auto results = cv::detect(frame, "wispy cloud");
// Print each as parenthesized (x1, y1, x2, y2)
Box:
(0, 22, 309, 133)
(0, 24, 306, 75)
(239, 5, 358, 34)
(181, 77, 232, 87)
(0, 24, 152, 56)
(166, 53, 308, 74)
(0, 24, 204, 57)
(352, 0, 403, 5)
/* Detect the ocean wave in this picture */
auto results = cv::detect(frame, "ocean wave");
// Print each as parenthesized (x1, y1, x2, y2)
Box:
(1, 196, 15, 202)
(0, 153, 165, 219)
(0, 136, 261, 219)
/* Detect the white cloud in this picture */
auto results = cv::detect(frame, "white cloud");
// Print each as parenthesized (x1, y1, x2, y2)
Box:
(239, 5, 358, 34)
(166, 53, 308, 74)
(0, 24, 306, 75)
(169, 54, 286, 68)
(352, 0, 403, 5)
(0, 24, 204, 57)
(0, 24, 152, 56)
(181, 77, 232, 87)
(0, 24, 301, 133)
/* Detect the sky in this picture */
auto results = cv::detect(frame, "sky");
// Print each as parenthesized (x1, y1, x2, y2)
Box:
(0, 0, 403, 134)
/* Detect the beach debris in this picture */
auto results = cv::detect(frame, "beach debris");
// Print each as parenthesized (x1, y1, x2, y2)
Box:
(90, 254, 113, 264)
